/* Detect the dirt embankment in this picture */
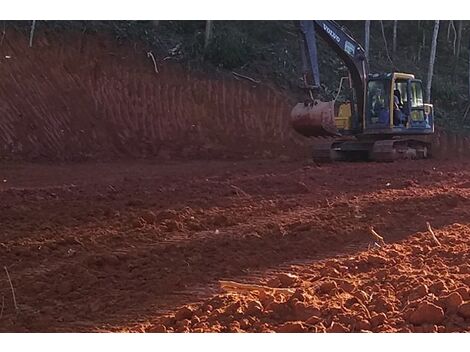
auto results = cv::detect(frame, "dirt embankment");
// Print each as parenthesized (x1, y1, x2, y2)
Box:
(0, 28, 468, 162)
(0, 28, 303, 161)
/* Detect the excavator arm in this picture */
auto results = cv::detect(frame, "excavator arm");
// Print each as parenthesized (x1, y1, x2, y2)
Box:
(291, 20, 369, 137)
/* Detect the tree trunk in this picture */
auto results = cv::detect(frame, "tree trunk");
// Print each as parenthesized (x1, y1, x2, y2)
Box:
(204, 20, 213, 50)
(447, 20, 452, 42)
(452, 20, 463, 82)
(426, 20, 440, 103)
(380, 20, 393, 65)
(456, 20, 463, 58)
(29, 20, 36, 48)
(365, 20, 370, 60)
(417, 28, 426, 63)
(468, 36, 470, 99)
(392, 20, 397, 57)
(451, 21, 457, 55)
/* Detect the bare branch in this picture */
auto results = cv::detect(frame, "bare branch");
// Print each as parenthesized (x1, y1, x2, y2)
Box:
(146, 51, 159, 74)
(231, 71, 260, 84)
(369, 226, 386, 246)
(4, 266, 18, 313)
(426, 222, 441, 246)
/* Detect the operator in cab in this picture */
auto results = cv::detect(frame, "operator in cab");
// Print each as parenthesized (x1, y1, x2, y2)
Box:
(393, 89, 406, 126)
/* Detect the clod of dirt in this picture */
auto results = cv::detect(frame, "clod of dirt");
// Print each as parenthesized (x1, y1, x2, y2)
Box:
(163, 219, 184, 232)
(149, 324, 167, 333)
(355, 319, 371, 331)
(211, 214, 233, 227)
(275, 321, 308, 333)
(457, 264, 470, 274)
(408, 283, 429, 301)
(457, 302, 470, 318)
(266, 277, 281, 288)
(365, 254, 388, 266)
(305, 315, 321, 325)
(320, 266, 340, 277)
(319, 281, 338, 294)
(140, 210, 157, 224)
(408, 302, 445, 325)
(156, 209, 179, 222)
(292, 301, 321, 320)
(326, 322, 348, 333)
(338, 281, 355, 293)
(429, 280, 447, 295)
(175, 306, 194, 321)
(130, 217, 144, 228)
(438, 292, 464, 313)
(289, 288, 308, 302)
(454, 287, 470, 300)
(245, 300, 264, 316)
(370, 313, 387, 328)
(276, 273, 299, 287)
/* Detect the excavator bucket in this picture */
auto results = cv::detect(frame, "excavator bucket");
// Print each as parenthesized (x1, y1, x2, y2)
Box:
(290, 100, 339, 137)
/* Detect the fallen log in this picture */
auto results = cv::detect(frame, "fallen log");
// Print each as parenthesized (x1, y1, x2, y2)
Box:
(219, 280, 295, 295)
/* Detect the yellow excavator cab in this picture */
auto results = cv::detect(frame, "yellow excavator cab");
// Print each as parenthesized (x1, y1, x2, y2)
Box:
(334, 102, 353, 131)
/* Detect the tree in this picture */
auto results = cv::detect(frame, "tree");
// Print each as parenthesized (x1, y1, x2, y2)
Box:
(392, 20, 398, 57)
(468, 36, 470, 99)
(456, 20, 463, 58)
(29, 20, 36, 48)
(364, 20, 370, 60)
(204, 20, 213, 50)
(380, 20, 393, 66)
(426, 20, 440, 103)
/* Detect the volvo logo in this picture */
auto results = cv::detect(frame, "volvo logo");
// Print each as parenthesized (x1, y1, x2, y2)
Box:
(322, 24, 340, 43)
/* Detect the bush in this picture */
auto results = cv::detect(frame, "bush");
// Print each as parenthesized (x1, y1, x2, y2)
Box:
(204, 29, 253, 69)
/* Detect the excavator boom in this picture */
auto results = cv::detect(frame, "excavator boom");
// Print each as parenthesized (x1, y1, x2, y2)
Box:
(290, 20, 368, 137)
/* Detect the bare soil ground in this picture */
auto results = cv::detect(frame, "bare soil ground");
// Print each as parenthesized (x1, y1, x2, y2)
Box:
(0, 158, 469, 332)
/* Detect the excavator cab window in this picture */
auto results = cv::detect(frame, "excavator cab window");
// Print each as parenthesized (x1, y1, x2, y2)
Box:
(409, 80, 427, 126)
(366, 79, 390, 127)
(393, 80, 409, 126)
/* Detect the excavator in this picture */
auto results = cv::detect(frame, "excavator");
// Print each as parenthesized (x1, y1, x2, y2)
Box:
(290, 20, 434, 162)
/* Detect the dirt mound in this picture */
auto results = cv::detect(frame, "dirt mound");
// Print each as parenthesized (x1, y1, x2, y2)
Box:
(153, 222, 470, 333)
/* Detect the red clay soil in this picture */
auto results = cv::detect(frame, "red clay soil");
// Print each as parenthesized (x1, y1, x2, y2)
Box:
(0, 158, 469, 332)
(0, 28, 301, 161)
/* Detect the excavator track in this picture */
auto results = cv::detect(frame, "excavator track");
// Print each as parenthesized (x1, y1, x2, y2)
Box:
(312, 138, 431, 163)
(370, 139, 430, 162)
(311, 140, 336, 162)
